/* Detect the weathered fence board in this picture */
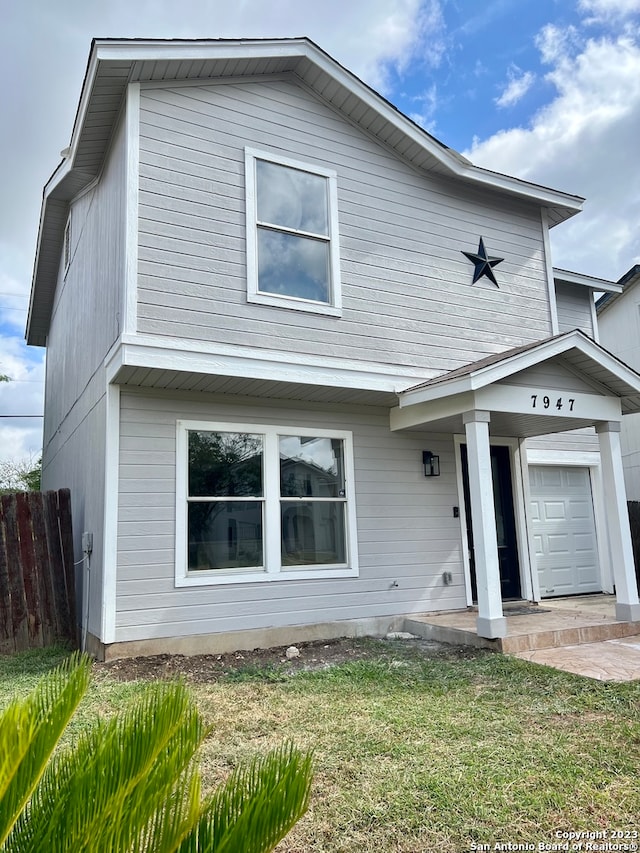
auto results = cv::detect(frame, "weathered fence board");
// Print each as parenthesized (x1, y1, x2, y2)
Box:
(0, 489, 76, 654)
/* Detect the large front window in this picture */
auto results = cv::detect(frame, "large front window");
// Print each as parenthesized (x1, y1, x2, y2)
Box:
(176, 422, 357, 585)
(245, 149, 341, 316)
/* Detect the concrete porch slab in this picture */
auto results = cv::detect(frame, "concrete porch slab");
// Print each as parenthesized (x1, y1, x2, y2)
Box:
(403, 595, 640, 654)
(403, 595, 640, 681)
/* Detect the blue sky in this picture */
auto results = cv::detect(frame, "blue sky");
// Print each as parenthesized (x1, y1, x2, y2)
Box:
(1, 0, 639, 467)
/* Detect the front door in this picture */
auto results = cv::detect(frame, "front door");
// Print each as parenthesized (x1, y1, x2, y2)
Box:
(461, 444, 522, 601)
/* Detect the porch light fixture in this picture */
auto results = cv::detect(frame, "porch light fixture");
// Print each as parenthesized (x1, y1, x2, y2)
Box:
(422, 451, 440, 477)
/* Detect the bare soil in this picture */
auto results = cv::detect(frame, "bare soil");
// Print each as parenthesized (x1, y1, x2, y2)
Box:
(94, 636, 481, 683)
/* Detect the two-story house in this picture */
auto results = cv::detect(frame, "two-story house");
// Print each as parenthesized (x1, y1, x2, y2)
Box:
(27, 37, 640, 660)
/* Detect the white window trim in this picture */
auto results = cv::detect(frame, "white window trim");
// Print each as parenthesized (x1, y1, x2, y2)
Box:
(245, 147, 342, 317)
(175, 420, 358, 587)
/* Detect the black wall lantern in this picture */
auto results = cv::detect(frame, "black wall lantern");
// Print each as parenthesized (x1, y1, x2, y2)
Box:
(422, 451, 440, 477)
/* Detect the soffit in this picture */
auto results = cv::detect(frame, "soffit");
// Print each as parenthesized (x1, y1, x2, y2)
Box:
(111, 363, 397, 407)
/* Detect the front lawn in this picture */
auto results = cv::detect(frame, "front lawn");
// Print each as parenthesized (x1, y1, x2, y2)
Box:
(1, 640, 638, 852)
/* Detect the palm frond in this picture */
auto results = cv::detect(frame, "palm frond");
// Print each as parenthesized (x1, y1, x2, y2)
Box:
(4, 679, 207, 853)
(178, 742, 313, 853)
(0, 701, 36, 800)
(0, 652, 90, 848)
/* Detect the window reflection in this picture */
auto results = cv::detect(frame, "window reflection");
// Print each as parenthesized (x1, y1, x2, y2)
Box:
(189, 501, 263, 570)
(279, 436, 345, 497)
(258, 230, 329, 303)
(256, 160, 328, 235)
(187, 431, 264, 571)
(281, 501, 346, 566)
(188, 431, 263, 497)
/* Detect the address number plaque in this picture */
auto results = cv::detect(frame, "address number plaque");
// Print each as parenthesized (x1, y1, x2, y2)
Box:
(530, 394, 575, 412)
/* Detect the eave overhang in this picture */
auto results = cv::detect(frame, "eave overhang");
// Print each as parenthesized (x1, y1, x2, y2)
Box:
(391, 330, 640, 436)
(553, 268, 622, 294)
(103, 334, 413, 407)
(26, 36, 585, 347)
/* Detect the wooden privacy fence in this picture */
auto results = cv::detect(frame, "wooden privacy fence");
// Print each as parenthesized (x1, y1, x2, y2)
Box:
(0, 489, 76, 654)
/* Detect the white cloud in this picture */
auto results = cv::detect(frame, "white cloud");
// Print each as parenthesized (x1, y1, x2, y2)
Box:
(579, 0, 640, 22)
(408, 84, 439, 131)
(495, 66, 536, 108)
(464, 29, 640, 278)
(536, 23, 583, 64)
(0, 335, 44, 464)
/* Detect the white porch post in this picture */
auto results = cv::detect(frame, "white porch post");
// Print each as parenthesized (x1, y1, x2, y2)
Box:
(596, 421, 640, 621)
(463, 411, 507, 638)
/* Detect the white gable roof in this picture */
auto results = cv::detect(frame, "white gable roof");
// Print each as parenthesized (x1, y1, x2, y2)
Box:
(26, 37, 585, 347)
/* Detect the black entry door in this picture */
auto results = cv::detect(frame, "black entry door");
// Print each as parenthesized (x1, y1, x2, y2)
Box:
(460, 444, 522, 601)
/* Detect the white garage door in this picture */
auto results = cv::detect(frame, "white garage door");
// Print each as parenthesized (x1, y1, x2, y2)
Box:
(529, 465, 601, 598)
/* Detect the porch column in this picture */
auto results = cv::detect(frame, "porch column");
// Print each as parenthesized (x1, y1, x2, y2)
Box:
(463, 411, 507, 638)
(596, 422, 640, 621)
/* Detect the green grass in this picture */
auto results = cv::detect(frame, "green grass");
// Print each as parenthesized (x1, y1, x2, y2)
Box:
(2, 642, 639, 852)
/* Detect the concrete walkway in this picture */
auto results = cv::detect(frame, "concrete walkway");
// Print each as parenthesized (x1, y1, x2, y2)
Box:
(514, 596, 640, 681)
(512, 634, 640, 681)
(405, 595, 640, 682)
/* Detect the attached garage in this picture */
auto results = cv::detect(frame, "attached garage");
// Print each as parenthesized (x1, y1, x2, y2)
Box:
(529, 465, 601, 597)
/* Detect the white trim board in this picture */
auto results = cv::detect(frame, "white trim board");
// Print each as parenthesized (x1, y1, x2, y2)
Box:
(105, 337, 436, 394)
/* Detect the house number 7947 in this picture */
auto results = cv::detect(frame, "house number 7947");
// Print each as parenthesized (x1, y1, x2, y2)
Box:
(530, 394, 575, 411)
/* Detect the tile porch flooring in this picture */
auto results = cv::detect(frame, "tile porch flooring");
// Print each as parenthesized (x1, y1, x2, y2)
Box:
(403, 595, 640, 681)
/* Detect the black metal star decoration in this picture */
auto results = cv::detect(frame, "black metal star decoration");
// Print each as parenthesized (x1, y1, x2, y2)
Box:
(462, 237, 504, 287)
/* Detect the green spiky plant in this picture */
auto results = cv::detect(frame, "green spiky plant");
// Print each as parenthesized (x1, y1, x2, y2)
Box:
(0, 653, 312, 852)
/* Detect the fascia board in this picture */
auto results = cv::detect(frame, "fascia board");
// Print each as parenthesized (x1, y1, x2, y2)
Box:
(25, 198, 49, 343)
(64, 48, 101, 168)
(304, 47, 583, 213)
(119, 332, 437, 382)
(92, 38, 312, 62)
(105, 337, 434, 393)
(553, 267, 622, 293)
(398, 375, 474, 407)
(398, 332, 640, 408)
(89, 39, 583, 215)
(454, 164, 584, 215)
(398, 339, 581, 406)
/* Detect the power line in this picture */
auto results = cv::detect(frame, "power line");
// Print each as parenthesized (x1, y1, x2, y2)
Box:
(0, 414, 43, 418)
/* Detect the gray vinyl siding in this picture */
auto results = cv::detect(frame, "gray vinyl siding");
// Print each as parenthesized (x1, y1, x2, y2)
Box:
(41, 379, 107, 637)
(41, 115, 127, 632)
(137, 78, 553, 374)
(556, 281, 595, 335)
(43, 116, 126, 442)
(598, 283, 640, 499)
(115, 388, 464, 642)
(525, 427, 600, 455)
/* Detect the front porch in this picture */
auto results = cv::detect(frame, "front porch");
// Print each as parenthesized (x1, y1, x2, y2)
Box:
(391, 330, 640, 640)
(405, 595, 640, 653)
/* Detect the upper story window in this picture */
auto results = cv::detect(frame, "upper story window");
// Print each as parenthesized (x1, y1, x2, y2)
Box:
(245, 148, 341, 316)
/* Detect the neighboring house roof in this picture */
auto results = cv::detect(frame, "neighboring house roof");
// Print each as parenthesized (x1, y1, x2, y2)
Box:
(26, 36, 585, 347)
(399, 328, 640, 416)
(596, 265, 640, 314)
